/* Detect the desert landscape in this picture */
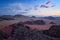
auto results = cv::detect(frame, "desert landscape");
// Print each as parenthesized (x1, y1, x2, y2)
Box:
(0, 0, 60, 40)
(0, 15, 60, 40)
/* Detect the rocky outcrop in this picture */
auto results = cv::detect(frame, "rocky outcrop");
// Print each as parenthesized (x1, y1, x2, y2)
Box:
(43, 25, 60, 38)
(0, 31, 9, 40)
(49, 22, 56, 24)
(5, 23, 53, 40)
(24, 20, 45, 25)
(44, 16, 55, 20)
(34, 20, 46, 25)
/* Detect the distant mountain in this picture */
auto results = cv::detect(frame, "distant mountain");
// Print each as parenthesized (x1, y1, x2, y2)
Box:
(31, 16, 36, 18)
(44, 16, 56, 20)
(0, 15, 15, 20)
(14, 14, 29, 18)
(0, 14, 30, 21)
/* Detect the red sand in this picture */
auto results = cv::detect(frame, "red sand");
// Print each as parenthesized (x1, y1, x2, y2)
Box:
(26, 24, 51, 31)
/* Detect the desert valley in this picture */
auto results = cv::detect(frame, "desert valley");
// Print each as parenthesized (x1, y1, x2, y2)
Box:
(0, 0, 60, 40)
(0, 15, 60, 40)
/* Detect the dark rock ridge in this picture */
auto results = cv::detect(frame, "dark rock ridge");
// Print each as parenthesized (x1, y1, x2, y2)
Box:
(24, 20, 45, 25)
(44, 16, 56, 20)
(14, 14, 29, 18)
(43, 25, 60, 38)
(49, 22, 56, 24)
(31, 16, 36, 18)
(0, 15, 15, 20)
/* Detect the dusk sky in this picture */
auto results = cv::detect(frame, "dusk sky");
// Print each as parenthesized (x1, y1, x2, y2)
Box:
(0, 0, 60, 16)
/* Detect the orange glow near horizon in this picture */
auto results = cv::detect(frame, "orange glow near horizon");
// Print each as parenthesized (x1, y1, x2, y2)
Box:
(33, 11, 60, 16)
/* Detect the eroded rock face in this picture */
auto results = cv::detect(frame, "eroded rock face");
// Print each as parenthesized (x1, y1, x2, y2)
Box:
(48, 25, 60, 37)
(0, 30, 9, 40)
(24, 20, 45, 25)
(43, 25, 60, 38)
(6, 23, 52, 40)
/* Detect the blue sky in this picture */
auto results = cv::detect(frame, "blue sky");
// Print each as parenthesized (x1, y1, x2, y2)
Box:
(0, 0, 60, 16)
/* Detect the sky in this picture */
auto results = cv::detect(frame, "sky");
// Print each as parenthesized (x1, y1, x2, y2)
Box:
(0, 0, 60, 16)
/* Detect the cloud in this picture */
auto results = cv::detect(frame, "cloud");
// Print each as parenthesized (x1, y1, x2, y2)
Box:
(40, 5, 49, 8)
(40, 0, 55, 8)
(0, 3, 28, 15)
(45, 0, 51, 4)
(34, 5, 38, 10)
(25, 8, 32, 11)
(8, 3, 23, 10)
